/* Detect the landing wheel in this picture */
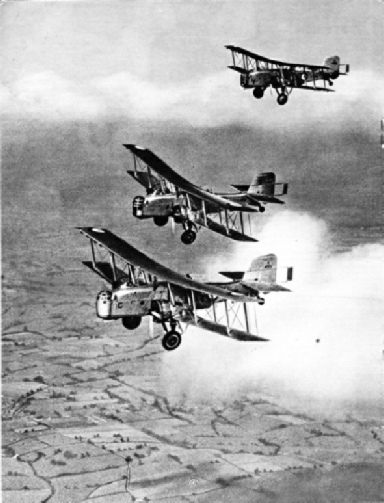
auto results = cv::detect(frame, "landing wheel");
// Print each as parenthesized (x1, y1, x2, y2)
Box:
(181, 229, 196, 245)
(258, 298, 265, 306)
(253, 87, 264, 99)
(154, 216, 169, 227)
(259, 206, 266, 213)
(277, 93, 288, 106)
(162, 331, 182, 351)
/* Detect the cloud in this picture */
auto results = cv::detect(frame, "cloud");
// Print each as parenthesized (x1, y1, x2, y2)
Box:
(3, 71, 106, 120)
(161, 211, 384, 418)
(2, 67, 382, 130)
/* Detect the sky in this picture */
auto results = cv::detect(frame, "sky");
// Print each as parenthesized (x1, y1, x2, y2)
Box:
(1, 0, 383, 418)
(1, 0, 383, 248)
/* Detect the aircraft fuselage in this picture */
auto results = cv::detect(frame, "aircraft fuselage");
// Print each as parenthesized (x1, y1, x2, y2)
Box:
(96, 279, 213, 321)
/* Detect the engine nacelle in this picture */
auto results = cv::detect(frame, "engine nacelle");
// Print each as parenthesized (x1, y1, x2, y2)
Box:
(133, 196, 145, 218)
(96, 290, 113, 319)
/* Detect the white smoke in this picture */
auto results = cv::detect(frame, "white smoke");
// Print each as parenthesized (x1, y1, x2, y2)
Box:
(161, 211, 384, 418)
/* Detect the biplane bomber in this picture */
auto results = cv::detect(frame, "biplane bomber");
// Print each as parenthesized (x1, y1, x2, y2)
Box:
(78, 227, 293, 351)
(226, 45, 349, 105)
(125, 144, 288, 245)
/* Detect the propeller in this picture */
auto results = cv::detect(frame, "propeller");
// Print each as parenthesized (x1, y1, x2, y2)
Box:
(171, 217, 176, 236)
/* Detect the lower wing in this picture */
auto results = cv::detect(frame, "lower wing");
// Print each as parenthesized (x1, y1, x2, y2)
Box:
(181, 314, 269, 342)
(195, 214, 257, 242)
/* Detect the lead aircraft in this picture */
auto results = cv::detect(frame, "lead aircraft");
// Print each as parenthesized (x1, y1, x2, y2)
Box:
(225, 45, 349, 105)
(125, 144, 288, 245)
(78, 227, 293, 351)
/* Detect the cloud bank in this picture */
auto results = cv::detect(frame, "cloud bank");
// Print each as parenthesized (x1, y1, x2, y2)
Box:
(161, 211, 384, 418)
(1, 68, 382, 131)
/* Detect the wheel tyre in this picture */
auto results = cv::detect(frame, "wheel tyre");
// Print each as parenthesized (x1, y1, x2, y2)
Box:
(181, 230, 196, 245)
(162, 331, 182, 351)
(154, 216, 169, 227)
(277, 94, 288, 106)
(259, 206, 266, 213)
(259, 298, 265, 306)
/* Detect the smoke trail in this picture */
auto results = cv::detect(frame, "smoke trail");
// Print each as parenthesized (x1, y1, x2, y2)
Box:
(161, 211, 384, 418)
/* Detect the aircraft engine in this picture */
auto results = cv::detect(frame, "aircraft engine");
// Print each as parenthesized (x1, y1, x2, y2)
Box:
(96, 290, 113, 319)
(133, 196, 145, 217)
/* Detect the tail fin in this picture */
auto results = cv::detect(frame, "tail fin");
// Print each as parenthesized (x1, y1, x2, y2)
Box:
(232, 172, 288, 200)
(243, 253, 277, 283)
(323, 56, 340, 77)
(247, 172, 275, 197)
(248, 172, 288, 198)
(243, 254, 293, 292)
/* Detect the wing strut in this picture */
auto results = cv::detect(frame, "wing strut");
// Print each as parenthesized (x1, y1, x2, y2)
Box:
(90, 239, 96, 268)
(191, 291, 197, 322)
(224, 300, 230, 335)
(212, 297, 217, 322)
(240, 212, 244, 235)
(224, 209, 229, 235)
(243, 303, 250, 333)
(202, 200, 208, 226)
(168, 282, 175, 306)
(109, 253, 117, 282)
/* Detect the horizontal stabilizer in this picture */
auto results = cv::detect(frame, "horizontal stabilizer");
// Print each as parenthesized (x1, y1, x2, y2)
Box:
(218, 271, 244, 281)
(232, 184, 250, 192)
(187, 316, 269, 342)
(241, 281, 291, 293)
(247, 193, 285, 205)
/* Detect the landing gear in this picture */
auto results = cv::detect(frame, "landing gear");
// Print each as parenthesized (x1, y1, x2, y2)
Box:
(259, 206, 266, 213)
(181, 221, 197, 245)
(258, 297, 265, 306)
(154, 216, 169, 227)
(181, 229, 196, 245)
(122, 316, 142, 330)
(253, 87, 264, 99)
(277, 93, 288, 106)
(162, 330, 182, 351)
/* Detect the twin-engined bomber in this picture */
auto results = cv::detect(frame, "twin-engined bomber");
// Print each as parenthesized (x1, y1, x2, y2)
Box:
(125, 144, 288, 245)
(78, 227, 293, 351)
(226, 45, 349, 105)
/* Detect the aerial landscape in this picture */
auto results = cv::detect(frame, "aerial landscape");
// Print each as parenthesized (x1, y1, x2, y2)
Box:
(2, 1, 383, 502)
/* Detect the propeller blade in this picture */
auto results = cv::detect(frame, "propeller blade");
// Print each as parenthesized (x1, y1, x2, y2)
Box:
(171, 217, 176, 236)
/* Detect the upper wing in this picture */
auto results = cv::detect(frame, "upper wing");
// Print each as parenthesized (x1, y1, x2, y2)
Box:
(225, 45, 328, 71)
(78, 227, 255, 303)
(124, 144, 257, 213)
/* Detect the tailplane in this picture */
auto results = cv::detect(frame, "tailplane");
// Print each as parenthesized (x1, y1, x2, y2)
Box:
(219, 253, 293, 293)
(323, 55, 340, 73)
(231, 172, 288, 204)
(242, 253, 293, 292)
